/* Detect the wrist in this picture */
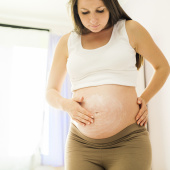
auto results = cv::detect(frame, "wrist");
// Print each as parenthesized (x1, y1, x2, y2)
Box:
(61, 98, 71, 112)
(140, 96, 147, 105)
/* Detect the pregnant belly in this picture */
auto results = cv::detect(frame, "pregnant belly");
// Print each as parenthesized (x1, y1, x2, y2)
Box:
(71, 84, 140, 139)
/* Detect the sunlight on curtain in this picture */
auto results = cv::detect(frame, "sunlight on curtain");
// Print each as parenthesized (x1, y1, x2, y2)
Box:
(0, 26, 49, 170)
(40, 33, 72, 168)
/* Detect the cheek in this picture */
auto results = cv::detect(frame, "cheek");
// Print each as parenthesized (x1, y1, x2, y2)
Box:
(102, 13, 110, 22)
(79, 15, 88, 23)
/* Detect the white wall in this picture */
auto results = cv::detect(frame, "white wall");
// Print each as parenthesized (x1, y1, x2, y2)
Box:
(122, 1, 170, 170)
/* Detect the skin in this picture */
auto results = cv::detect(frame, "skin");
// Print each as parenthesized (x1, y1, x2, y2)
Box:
(75, 0, 170, 127)
(73, 93, 127, 138)
(46, 0, 170, 130)
(77, 0, 110, 34)
(75, 0, 144, 128)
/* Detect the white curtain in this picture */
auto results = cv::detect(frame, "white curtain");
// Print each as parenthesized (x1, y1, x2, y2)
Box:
(40, 33, 72, 168)
(0, 26, 49, 170)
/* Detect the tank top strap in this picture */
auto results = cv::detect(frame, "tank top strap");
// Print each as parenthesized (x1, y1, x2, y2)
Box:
(116, 19, 131, 44)
(67, 30, 79, 53)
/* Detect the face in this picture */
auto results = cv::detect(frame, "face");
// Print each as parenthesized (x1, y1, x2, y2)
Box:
(77, 0, 110, 33)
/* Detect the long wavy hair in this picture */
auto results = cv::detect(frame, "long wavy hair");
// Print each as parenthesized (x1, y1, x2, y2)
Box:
(66, 0, 144, 70)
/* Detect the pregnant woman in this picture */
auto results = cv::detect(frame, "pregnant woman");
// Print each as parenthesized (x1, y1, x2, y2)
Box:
(45, 0, 170, 169)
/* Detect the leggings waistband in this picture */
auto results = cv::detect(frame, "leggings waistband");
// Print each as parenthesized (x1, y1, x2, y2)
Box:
(69, 122, 147, 144)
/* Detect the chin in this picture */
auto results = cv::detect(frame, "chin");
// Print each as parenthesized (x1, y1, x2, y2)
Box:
(89, 26, 103, 33)
(84, 25, 105, 33)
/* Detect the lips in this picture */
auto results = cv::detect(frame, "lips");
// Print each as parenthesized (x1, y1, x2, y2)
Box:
(91, 25, 99, 28)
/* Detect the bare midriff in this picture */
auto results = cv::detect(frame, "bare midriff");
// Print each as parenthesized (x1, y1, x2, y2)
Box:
(71, 84, 139, 139)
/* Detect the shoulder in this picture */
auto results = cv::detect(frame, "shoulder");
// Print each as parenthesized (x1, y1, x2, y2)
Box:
(57, 31, 72, 59)
(124, 19, 151, 51)
(124, 19, 140, 50)
(59, 31, 72, 44)
(62, 31, 72, 40)
(125, 19, 148, 37)
(125, 19, 146, 33)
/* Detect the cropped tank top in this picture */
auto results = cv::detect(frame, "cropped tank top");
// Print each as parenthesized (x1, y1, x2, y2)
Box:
(66, 19, 138, 92)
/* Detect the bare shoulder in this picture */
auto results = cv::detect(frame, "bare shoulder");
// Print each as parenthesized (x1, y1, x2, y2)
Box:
(125, 19, 152, 51)
(125, 19, 148, 34)
(125, 20, 170, 70)
(59, 32, 72, 59)
(124, 19, 138, 50)
(45, 31, 72, 92)
(62, 31, 72, 43)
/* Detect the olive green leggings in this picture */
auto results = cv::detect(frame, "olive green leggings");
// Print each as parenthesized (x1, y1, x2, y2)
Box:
(65, 122, 152, 170)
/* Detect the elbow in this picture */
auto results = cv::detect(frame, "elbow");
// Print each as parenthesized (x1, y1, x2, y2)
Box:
(167, 65, 170, 74)
(157, 65, 170, 74)
(45, 89, 53, 102)
(45, 91, 50, 103)
(45, 88, 60, 102)
(166, 66, 170, 76)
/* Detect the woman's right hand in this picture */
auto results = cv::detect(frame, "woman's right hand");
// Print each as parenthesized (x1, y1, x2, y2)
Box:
(65, 96, 94, 126)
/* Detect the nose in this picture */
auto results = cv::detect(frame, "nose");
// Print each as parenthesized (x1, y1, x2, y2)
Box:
(89, 14, 98, 25)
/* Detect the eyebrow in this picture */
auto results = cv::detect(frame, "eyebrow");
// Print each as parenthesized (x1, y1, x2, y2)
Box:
(81, 6, 105, 10)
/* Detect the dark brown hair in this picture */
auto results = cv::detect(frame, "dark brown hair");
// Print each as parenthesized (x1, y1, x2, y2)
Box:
(67, 0, 144, 70)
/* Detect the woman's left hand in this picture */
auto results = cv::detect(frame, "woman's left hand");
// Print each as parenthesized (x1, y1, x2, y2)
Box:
(136, 97, 148, 126)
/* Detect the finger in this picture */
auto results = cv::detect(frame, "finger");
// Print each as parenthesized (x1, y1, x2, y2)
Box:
(80, 107, 94, 119)
(77, 112, 93, 124)
(75, 115, 88, 125)
(144, 120, 148, 126)
(73, 96, 84, 103)
(74, 119, 86, 126)
(137, 97, 145, 105)
(137, 111, 148, 125)
(139, 116, 147, 126)
(136, 110, 147, 123)
(137, 99, 142, 104)
(80, 111, 94, 122)
(136, 108, 148, 121)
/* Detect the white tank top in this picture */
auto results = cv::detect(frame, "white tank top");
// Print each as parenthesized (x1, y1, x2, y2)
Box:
(66, 19, 138, 92)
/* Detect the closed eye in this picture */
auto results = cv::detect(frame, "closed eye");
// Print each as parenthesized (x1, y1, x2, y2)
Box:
(82, 10, 104, 15)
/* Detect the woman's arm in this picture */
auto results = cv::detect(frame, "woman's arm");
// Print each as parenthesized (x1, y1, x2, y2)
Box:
(46, 88, 70, 111)
(127, 20, 170, 126)
(45, 32, 71, 111)
(128, 20, 170, 104)
(140, 67, 170, 105)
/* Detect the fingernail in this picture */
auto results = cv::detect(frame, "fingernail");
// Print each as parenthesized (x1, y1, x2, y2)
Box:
(91, 116, 94, 118)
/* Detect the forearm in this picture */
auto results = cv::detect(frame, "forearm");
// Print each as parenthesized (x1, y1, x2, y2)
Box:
(46, 89, 70, 111)
(140, 67, 170, 105)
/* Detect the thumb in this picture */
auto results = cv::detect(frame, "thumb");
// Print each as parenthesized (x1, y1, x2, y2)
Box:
(73, 96, 84, 103)
(137, 98, 142, 104)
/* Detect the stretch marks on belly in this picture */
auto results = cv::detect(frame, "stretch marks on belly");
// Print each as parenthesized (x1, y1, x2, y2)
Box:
(76, 93, 127, 137)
